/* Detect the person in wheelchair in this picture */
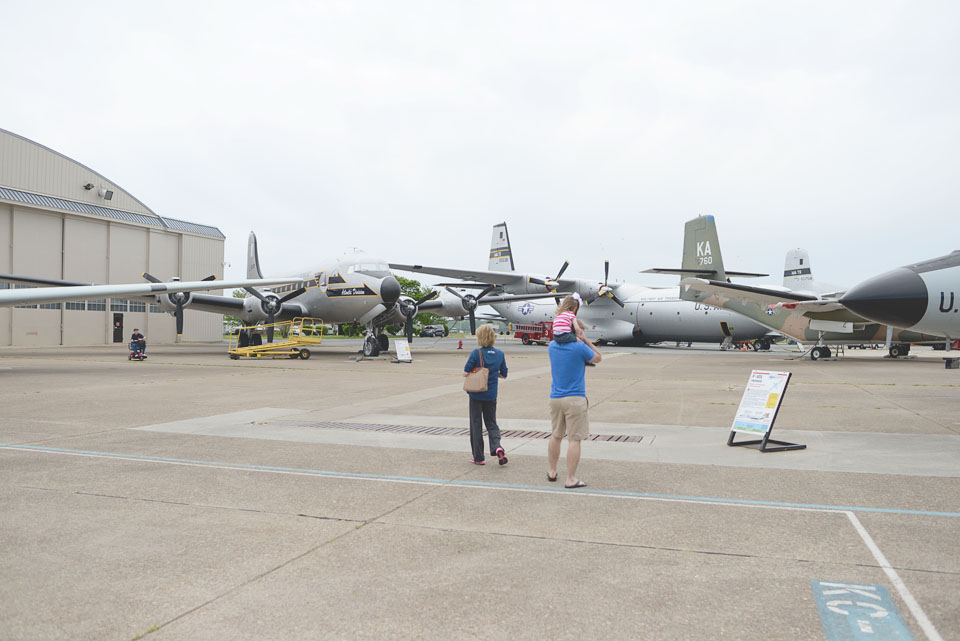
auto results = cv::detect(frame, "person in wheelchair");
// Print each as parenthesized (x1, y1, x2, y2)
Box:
(130, 328, 146, 359)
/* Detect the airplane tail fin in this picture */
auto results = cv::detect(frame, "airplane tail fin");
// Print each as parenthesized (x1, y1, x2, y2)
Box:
(682, 215, 727, 282)
(247, 232, 264, 279)
(489, 222, 515, 272)
(783, 249, 813, 289)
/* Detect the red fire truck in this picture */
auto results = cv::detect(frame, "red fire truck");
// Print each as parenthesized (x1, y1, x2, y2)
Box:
(514, 322, 553, 345)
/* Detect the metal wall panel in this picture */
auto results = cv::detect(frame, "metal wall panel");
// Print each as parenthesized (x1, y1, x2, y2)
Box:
(10, 209, 62, 345)
(0, 203, 10, 345)
(181, 234, 225, 341)
(62, 217, 108, 345)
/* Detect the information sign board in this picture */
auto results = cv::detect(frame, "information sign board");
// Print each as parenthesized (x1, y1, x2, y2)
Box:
(727, 370, 804, 452)
(394, 339, 412, 362)
(732, 370, 791, 434)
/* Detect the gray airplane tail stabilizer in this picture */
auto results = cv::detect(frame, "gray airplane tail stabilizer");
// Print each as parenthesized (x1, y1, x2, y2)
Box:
(489, 222, 515, 272)
(682, 215, 727, 282)
(247, 232, 264, 280)
(642, 215, 764, 281)
(783, 248, 813, 289)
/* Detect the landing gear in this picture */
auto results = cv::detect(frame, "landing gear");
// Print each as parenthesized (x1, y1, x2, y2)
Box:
(889, 343, 911, 358)
(362, 335, 381, 357)
(754, 337, 772, 351)
(811, 346, 832, 360)
(378, 334, 389, 352)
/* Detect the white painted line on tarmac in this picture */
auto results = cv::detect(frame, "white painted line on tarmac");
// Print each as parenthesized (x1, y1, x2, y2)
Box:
(0, 442, 947, 641)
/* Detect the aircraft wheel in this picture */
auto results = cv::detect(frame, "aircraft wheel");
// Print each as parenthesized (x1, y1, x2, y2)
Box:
(811, 346, 823, 360)
(378, 334, 389, 351)
(521, 334, 531, 345)
(752, 341, 760, 351)
(230, 354, 240, 360)
(299, 348, 311, 360)
(363, 336, 380, 357)
(889, 344, 908, 358)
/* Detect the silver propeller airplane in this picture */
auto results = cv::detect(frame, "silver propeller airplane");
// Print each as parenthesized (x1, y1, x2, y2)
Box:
(394, 222, 773, 348)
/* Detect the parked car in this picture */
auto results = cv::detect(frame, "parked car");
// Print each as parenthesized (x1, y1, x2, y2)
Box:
(419, 325, 446, 337)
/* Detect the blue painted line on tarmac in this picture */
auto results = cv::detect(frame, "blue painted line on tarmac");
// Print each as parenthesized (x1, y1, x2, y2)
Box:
(3, 442, 960, 518)
(811, 580, 916, 640)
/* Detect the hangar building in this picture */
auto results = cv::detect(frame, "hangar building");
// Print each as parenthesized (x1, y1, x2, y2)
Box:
(0, 129, 226, 346)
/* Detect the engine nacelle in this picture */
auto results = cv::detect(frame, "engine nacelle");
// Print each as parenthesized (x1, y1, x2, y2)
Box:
(156, 290, 192, 314)
(239, 292, 281, 323)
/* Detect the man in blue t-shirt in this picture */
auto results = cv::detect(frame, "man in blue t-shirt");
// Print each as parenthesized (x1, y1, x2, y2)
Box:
(547, 320, 601, 488)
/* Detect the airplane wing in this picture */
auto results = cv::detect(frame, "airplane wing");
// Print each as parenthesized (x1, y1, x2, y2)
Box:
(390, 263, 529, 286)
(390, 263, 581, 291)
(681, 278, 871, 323)
(0, 274, 304, 308)
(417, 291, 560, 311)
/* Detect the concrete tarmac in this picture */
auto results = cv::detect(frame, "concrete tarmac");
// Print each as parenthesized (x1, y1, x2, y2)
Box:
(1, 338, 958, 641)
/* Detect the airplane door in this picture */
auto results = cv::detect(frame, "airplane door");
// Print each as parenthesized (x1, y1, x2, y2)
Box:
(113, 313, 124, 343)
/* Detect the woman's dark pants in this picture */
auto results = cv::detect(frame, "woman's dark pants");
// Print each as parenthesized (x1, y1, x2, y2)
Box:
(468, 397, 501, 462)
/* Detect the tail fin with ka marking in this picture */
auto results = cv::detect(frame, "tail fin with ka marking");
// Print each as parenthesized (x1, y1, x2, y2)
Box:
(247, 232, 264, 279)
(682, 215, 727, 282)
(489, 222, 515, 272)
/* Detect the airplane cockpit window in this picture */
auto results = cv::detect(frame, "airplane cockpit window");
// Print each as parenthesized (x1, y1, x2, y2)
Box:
(349, 262, 391, 275)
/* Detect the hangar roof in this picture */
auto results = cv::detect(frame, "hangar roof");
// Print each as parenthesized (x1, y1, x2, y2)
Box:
(0, 185, 225, 239)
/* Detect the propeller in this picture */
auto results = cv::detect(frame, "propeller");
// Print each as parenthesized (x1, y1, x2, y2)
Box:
(399, 290, 439, 343)
(143, 272, 217, 339)
(445, 285, 498, 335)
(243, 286, 307, 342)
(528, 260, 571, 294)
(586, 260, 625, 308)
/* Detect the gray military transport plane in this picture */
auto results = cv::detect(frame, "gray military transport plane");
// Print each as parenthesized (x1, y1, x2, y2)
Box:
(393, 222, 773, 348)
(663, 215, 945, 359)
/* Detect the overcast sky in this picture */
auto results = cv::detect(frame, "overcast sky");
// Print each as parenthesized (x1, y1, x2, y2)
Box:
(2, 1, 958, 290)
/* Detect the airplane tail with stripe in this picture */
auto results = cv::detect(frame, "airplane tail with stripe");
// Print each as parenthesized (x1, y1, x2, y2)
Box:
(783, 249, 813, 289)
(489, 222, 515, 272)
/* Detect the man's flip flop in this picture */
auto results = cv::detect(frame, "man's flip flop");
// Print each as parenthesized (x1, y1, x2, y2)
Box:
(547, 473, 558, 482)
(564, 481, 588, 489)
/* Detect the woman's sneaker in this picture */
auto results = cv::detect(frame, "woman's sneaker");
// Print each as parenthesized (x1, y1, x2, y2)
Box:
(495, 447, 508, 465)
(470, 458, 485, 465)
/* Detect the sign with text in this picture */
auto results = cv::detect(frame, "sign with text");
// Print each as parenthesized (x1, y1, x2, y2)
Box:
(394, 339, 412, 362)
(732, 370, 791, 435)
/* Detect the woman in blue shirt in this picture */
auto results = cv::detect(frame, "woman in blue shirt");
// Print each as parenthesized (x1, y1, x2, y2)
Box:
(463, 324, 509, 465)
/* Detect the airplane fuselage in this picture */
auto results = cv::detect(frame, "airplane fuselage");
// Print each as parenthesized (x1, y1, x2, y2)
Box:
(493, 286, 770, 345)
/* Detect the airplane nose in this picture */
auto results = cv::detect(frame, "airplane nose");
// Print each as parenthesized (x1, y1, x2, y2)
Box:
(840, 267, 927, 328)
(380, 276, 401, 305)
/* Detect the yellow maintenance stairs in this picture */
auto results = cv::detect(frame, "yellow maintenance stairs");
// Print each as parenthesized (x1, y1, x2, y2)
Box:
(227, 317, 324, 360)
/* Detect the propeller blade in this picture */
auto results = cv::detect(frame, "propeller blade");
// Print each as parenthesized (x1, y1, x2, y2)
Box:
(244, 286, 268, 302)
(416, 290, 438, 305)
(555, 261, 570, 281)
(610, 293, 626, 308)
(528, 277, 546, 286)
(469, 310, 477, 335)
(443, 286, 465, 300)
(604, 260, 610, 286)
(405, 316, 414, 343)
(476, 285, 497, 300)
(555, 296, 561, 306)
(175, 302, 184, 338)
(142, 272, 161, 284)
(266, 310, 275, 343)
(202, 275, 217, 281)
(279, 287, 306, 303)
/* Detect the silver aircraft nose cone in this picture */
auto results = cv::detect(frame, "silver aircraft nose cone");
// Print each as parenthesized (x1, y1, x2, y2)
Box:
(380, 276, 401, 305)
(840, 267, 928, 328)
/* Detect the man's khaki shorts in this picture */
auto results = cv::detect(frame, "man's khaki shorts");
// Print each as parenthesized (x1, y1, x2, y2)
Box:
(549, 396, 589, 440)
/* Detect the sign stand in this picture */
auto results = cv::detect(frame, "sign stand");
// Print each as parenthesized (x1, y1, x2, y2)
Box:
(728, 370, 805, 453)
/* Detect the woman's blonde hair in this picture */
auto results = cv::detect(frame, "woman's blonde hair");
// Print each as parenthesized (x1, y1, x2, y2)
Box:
(557, 295, 580, 315)
(476, 324, 497, 348)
